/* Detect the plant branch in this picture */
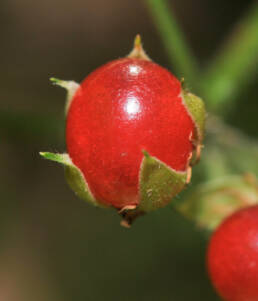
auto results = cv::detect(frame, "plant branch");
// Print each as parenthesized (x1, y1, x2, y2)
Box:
(201, 3, 258, 111)
(144, 0, 199, 86)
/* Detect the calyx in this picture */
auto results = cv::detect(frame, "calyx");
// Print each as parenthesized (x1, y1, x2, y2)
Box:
(41, 36, 205, 227)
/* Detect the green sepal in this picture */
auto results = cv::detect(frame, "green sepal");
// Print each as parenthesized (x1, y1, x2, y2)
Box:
(50, 78, 80, 114)
(138, 151, 187, 212)
(127, 35, 151, 61)
(182, 90, 205, 143)
(39, 152, 101, 207)
(182, 90, 206, 165)
(119, 152, 188, 227)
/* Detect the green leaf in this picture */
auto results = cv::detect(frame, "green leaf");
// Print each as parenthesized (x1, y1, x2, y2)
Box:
(138, 151, 187, 212)
(39, 152, 100, 207)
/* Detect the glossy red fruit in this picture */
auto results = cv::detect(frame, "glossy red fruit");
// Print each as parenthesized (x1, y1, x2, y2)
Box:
(207, 205, 258, 301)
(66, 57, 194, 208)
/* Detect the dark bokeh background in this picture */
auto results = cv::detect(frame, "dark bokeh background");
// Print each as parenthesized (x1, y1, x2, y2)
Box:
(0, 0, 257, 300)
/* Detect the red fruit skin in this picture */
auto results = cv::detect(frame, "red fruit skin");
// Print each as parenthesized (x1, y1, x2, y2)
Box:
(66, 58, 194, 208)
(207, 205, 258, 301)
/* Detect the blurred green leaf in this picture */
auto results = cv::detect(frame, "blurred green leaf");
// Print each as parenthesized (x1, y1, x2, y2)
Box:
(201, 3, 258, 112)
(179, 173, 258, 231)
(173, 116, 258, 231)
(0, 110, 64, 145)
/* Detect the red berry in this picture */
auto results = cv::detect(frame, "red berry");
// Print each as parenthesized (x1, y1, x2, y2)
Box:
(207, 205, 258, 301)
(66, 57, 194, 208)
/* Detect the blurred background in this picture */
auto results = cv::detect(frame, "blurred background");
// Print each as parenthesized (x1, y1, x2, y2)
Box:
(0, 0, 257, 300)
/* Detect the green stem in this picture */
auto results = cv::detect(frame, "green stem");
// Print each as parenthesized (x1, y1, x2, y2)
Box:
(144, 0, 199, 86)
(201, 3, 258, 112)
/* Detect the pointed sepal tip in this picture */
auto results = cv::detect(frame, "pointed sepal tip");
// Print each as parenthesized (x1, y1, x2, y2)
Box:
(128, 34, 151, 61)
(39, 151, 104, 208)
(50, 77, 80, 114)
